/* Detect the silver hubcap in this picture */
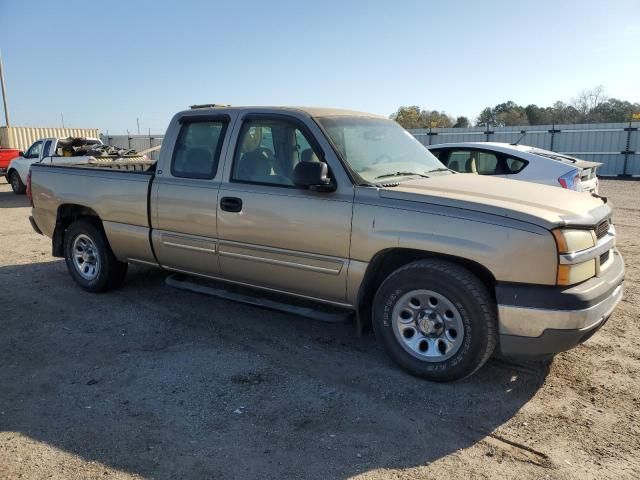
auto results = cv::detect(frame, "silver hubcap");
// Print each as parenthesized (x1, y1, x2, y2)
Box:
(392, 289, 464, 362)
(72, 234, 100, 280)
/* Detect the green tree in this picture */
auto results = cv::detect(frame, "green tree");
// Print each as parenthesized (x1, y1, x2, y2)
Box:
(525, 104, 553, 125)
(392, 87, 640, 129)
(390, 106, 423, 129)
(422, 110, 454, 128)
(586, 98, 640, 123)
(390, 107, 454, 129)
(550, 101, 581, 124)
(476, 107, 496, 127)
(453, 116, 470, 128)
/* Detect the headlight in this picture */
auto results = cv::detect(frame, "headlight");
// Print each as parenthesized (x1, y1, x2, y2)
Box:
(551, 229, 595, 254)
(552, 229, 597, 286)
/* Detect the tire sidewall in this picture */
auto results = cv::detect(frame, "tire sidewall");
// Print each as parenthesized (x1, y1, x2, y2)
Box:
(10, 171, 25, 194)
(64, 220, 112, 292)
(373, 263, 492, 381)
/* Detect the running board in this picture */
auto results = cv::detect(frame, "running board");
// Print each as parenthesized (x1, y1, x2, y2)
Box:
(165, 274, 353, 323)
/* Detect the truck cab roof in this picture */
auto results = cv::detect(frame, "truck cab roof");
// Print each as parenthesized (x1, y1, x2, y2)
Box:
(178, 105, 387, 120)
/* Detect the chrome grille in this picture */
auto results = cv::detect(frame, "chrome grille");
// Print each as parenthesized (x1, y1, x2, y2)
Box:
(595, 219, 609, 239)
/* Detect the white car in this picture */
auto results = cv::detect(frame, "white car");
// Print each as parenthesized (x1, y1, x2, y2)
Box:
(6, 137, 148, 194)
(6, 137, 104, 193)
(426, 142, 601, 193)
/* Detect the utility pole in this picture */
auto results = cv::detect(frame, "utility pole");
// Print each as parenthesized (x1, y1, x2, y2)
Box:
(61, 113, 65, 128)
(0, 49, 10, 127)
(136, 117, 140, 135)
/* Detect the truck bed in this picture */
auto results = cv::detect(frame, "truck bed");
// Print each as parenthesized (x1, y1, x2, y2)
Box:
(30, 163, 155, 249)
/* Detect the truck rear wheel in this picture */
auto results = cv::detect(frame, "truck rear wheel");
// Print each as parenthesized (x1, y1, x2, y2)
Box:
(64, 219, 128, 292)
(9, 171, 26, 194)
(372, 259, 497, 382)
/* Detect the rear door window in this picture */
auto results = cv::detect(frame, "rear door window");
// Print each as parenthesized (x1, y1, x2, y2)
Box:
(171, 119, 228, 179)
(447, 150, 473, 173)
(476, 152, 499, 174)
(504, 156, 527, 174)
(445, 150, 500, 175)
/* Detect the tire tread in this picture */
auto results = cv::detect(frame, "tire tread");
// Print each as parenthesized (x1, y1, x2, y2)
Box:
(374, 259, 497, 381)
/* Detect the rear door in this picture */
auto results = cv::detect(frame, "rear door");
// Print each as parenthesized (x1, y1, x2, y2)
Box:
(151, 114, 233, 276)
(216, 113, 354, 304)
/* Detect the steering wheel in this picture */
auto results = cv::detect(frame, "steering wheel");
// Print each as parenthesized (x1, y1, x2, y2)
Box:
(373, 154, 393, 165)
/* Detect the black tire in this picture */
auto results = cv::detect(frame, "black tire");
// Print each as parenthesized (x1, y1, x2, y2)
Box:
(64, 218, 128, 292)
(372, 259, 497, 382)
(9, 170, 26, 194)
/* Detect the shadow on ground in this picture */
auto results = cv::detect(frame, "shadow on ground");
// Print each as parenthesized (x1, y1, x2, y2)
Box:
(0, 260, 550, 479)
(0, 188, 29, 208)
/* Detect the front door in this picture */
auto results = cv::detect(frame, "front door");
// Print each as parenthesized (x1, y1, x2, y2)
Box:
(217, 114, 353, 304)
(151, 115, 231, 277)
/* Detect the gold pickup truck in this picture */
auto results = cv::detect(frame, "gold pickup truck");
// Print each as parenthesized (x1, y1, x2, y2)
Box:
(28, 106, 625, 381)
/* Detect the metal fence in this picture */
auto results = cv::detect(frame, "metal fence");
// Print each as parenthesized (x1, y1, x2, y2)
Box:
(102, 121, 640, 177)
(101, 133, 164, 161)
(410, 121, 640, 177)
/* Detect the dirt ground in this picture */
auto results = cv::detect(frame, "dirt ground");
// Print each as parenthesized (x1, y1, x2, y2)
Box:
(0, 179, 638, 480)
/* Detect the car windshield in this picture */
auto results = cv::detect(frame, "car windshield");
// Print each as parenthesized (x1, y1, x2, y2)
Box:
(317, 116, 449, 183)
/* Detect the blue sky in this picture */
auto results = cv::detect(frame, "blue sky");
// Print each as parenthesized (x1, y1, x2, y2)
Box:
(1, 0, 638, 133)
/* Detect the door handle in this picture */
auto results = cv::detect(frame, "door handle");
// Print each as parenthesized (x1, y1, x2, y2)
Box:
(220, 196, 243, 212)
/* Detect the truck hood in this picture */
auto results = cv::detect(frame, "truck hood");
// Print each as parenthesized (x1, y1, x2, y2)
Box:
(379, 173, 610, 229)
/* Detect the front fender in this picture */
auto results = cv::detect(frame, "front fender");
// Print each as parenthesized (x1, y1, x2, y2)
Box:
(8, 158, 35, 183)
(351, 201, 558, 286)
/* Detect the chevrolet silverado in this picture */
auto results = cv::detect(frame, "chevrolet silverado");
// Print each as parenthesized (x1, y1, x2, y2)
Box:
(28, 105, 625, 381)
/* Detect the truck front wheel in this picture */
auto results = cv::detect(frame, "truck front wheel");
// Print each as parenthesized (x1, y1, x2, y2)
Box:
(64, 219, 128, 292)
(372, 259, 497, 381)
(9, 171, 26, 194)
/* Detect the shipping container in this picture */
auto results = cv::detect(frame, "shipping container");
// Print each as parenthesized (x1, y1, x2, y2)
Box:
(0, 126, 100, 151)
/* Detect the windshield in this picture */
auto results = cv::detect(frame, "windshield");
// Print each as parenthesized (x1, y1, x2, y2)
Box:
(318, 116, 449, 183)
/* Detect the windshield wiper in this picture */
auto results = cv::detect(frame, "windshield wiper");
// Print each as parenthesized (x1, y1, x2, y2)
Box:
(374, 171, 430, 180)
(425, 167, 452, 173)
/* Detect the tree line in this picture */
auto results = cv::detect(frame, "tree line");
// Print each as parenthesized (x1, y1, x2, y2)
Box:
(390, 86, 640, 129)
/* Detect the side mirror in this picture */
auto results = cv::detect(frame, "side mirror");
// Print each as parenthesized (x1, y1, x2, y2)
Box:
(292, 161, 335, 192)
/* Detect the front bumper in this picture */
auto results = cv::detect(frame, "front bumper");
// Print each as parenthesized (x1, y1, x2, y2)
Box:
(497, 249, 624, 357)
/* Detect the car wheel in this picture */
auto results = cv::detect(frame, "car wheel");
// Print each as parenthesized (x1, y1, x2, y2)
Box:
(372, 259, 497, 381)
(64, 219, 128, 292)
(9, 171, 26, 194)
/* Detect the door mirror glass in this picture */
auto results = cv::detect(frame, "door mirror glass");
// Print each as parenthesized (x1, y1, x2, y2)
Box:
(292, 161, 334, 191)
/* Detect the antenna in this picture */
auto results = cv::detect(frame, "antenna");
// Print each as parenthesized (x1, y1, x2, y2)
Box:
(511, 130, 527, 146)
